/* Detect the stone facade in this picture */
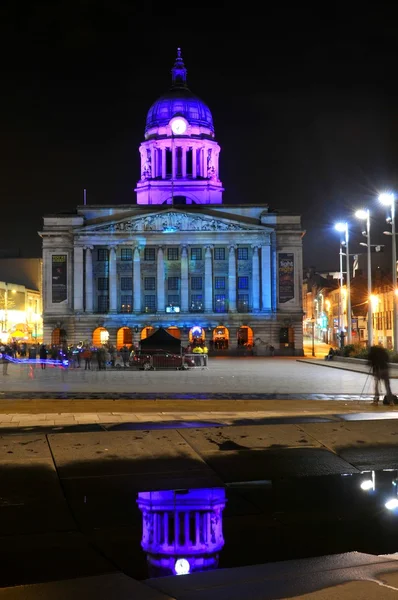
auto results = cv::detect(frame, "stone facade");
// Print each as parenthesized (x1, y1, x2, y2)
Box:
(39, 50, 304, 355)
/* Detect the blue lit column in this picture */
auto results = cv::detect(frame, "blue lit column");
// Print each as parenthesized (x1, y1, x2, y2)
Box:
(228, 245, 237, 312)
(181, 245, 189, 312)
(252, 246, 260, 311)
(261, 244, 271, 311)
(109, 246, 117, 312)
(73, 245, 84, 311)
(133, 246, 141, 313)
(157, 246, 165, 311)
(84, 246, 93, 313)
(204, 246, 213, 312)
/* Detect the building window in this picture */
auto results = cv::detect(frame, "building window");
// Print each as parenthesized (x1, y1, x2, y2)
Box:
(191, 276, 202, 290)
(190, 294, 203, 312)
(238, 276, 249, 289)
(98, 295, 109, 312)
(168, 277, 179, 290)
(167, 247, 179, 261)
(120, 295, 132, 313)
(215, 294, 227, 313)
(237, 247, 249, 260)
(121, 277, 132, 291)
(144, 248, 155, 261)
(98, 277, 108, 291)
(191, 248, 202, 260)
(144, 277, 156, 290)
(120, 248, 132, 261)
(238, 294, 249, 312)
(215, 276, 225, 289)
(144, 295, 156, 312)
(168, 295, 179, 305)
(214, 247, 225, 261)
(97, 248, 108, 261)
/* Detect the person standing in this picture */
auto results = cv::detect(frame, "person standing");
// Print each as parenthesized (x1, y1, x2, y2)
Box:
(120, 345, 129, 368)
(82, 346, 92, 370)
(39, 344, 47, 369)
(0, 344, 9, 375)
(367, 345, 394, 406)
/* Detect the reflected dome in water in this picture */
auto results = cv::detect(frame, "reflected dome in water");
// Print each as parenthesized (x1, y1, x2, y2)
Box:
(137, 488, 226, 577)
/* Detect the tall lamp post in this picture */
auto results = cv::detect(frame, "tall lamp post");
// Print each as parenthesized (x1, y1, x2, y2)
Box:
(335, 222, 352, 344)
(355, 209, 372, 347)
(380, 192, 398, 353)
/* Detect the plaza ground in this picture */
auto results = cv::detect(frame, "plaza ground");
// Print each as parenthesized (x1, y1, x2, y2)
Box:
(2, 344, 398, 598)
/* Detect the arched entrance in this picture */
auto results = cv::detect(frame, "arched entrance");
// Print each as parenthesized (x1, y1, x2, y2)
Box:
(141, 326, 155, 340)
(93, 327, 109, 347)
(189, 326, 206, 345)
(213, 326, 229, 350)
(167, 326, 181, 339)
(117, 326, 133, 349)
(237, 326, 254, 348)
(51, 328, 67, 345)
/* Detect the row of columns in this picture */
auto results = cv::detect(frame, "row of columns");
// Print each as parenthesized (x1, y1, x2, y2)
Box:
(73, 244, 272, 314)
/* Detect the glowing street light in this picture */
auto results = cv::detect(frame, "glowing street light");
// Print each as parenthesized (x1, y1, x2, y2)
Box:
(335, 222, 352, 344)
(379, 192, 397, 353)
(355, 209, 372, 347)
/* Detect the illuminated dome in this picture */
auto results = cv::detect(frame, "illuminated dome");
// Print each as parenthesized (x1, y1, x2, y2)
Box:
(145, 49, 214, 134)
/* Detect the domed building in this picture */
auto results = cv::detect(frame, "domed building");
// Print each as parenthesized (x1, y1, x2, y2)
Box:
(40, 49, 304, 355)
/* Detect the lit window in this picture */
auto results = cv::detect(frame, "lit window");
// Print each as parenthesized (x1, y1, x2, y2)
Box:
(215, 277, 225, 289)
(120, 248, 132, 261)
(238, 276, 249, 289)
(237, 247, 248, 260)
(214, 248, 225, 261)
(120, 295, 132, 313)
(168, 248, 179, 261)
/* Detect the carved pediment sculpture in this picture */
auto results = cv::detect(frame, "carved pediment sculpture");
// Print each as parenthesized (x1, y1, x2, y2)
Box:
(87, 212, 248, 233)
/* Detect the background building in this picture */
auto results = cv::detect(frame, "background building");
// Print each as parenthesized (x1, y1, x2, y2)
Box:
(40, 50, 304, 355)
(0, 258, 43, 343)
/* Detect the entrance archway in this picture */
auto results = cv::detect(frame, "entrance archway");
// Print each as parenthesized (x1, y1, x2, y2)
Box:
(117, 326, 133, 349)
(93, 327, 109, 347)
(51, 328, 67, 345)
(189, 326, 206, 344)
(167, 326, 181, 339)
(237, 326, 253, 347)
(213, 326, 229, 350)
(140, 326, 155, 340)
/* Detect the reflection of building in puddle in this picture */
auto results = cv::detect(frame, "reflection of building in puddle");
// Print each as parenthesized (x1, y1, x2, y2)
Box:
(137, 488, 226, 577)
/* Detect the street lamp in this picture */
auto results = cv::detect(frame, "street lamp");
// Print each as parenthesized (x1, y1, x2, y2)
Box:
(335, 222, 352, 345)
(355, 209, 372, 347)
(379, 192, 397, 353)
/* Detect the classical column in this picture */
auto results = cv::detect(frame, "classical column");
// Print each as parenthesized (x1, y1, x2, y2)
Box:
(73, 245, 84, 311)
(261, 244, 272, 311)
(133, 246, 141, 313)
(204, 246, 213, 312)
(228, 245, 237, 312)
(162, 148, 166, 179)
(85, 246, 93, 313)
(192, 147, 197, 178)
(157, 246, 165, 311)
(172, 145, 177, 180)
(109, 246, 117, 312)
(151, 146, 155, 178)
(252, 246, 260, 311)
(182, 147, 187, 178)
(181, 245, 189, 312)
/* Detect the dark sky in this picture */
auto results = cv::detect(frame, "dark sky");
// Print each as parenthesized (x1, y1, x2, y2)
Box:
(1, 3, 398, 270)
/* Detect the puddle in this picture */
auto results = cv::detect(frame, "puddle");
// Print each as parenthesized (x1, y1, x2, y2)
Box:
(134, 470, 398, 578)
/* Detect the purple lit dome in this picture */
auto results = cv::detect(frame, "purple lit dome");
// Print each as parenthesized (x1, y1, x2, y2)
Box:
(145, 49, 214, 134)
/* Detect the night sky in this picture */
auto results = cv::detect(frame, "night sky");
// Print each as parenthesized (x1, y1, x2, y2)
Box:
(1, 3, 398, 270)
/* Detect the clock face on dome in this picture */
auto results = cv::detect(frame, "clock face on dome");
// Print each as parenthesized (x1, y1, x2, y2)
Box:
(170, 117, 187, 135)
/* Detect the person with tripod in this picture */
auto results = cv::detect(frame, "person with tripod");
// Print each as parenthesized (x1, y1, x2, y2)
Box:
(367, 345, 395, 406)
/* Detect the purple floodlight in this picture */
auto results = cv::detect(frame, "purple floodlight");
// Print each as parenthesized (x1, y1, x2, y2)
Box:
(137, 488, 226, 577)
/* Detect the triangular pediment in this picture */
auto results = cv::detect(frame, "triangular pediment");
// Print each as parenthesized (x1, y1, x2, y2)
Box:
(75, 210, 267, 234)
